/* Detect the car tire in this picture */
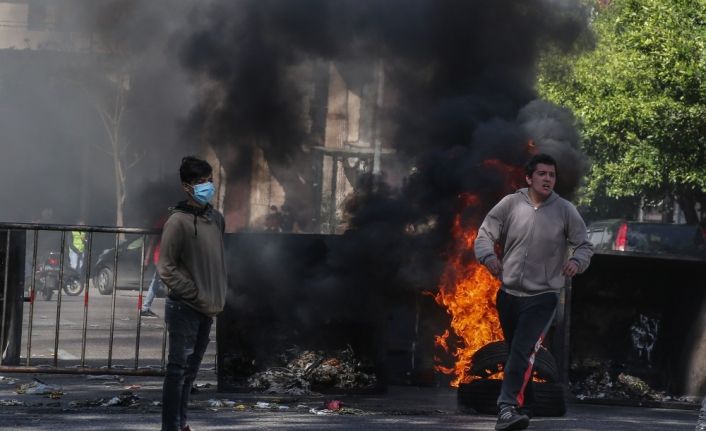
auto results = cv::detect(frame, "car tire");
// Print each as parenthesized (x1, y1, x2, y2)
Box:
(457, 379, 566, 417)
(531, 382, 567, 417)
(95, 267, 114, 295)
(63, 277, 84, 296)
(469, 341, 559, 383)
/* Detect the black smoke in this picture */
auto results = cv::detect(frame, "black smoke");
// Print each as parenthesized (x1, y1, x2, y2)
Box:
(180, 0, 592, 375)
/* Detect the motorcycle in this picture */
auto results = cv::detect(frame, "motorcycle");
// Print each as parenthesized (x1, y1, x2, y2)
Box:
(27, 251, 85, 300)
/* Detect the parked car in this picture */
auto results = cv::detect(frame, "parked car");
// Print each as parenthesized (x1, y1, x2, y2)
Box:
(586, 219, 706, 259)
(93, 236, 160, 295)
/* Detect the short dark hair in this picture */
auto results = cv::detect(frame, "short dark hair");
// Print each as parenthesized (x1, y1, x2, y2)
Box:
(179, 156, 213, 184)
(525, 153, 557, 177)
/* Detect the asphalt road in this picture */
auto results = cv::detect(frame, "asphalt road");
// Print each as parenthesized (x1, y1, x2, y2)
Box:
(0, 376, 697, 431)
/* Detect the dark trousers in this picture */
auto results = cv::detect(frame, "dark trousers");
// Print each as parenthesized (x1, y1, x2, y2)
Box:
(162, 299, 213, 431)
(496, 288, 558, 408)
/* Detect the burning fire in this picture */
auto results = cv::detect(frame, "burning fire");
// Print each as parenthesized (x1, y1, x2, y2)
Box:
(433, 193, 503, 387)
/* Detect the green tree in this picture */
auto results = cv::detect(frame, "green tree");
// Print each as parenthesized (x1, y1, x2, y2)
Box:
(539, 0, 706, 225)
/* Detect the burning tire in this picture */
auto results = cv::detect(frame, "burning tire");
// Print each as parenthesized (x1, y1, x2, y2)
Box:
(457, 341, 566, 417)
(469, 341, 559, 382)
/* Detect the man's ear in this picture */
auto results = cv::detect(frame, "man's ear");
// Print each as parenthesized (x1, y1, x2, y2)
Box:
(525, 175, 532, 186)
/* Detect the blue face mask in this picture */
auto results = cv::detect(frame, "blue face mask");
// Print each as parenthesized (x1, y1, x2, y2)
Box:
(192, 182, 215, 206)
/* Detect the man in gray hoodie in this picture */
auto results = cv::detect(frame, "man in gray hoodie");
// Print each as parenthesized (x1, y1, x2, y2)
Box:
(158, 156, 227, 431)
(474, 153, 593, 431)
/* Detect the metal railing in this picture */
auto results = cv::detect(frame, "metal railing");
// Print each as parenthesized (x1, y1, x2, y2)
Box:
(0, 222, 166, 376)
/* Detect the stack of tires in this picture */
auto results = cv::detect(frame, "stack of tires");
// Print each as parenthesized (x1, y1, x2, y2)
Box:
(457, 341, 566, 417)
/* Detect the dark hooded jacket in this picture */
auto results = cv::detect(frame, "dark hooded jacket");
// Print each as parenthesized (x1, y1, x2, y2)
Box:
(157, 201, 227, 316)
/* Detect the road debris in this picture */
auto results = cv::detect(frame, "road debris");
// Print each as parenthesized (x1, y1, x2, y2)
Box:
(102, 391, 139, 407)
(248, 346, 376, 395)
(0, 399, 26, 406)
(15, 379, 63, 398)
(571, 359, 697, 403)
(208, 399, 236, 408)
(0, 376, 18, 385)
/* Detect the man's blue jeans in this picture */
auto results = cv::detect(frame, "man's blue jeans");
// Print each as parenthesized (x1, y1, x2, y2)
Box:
(142, 270, 164, 312)
(162, 298, 212, 431)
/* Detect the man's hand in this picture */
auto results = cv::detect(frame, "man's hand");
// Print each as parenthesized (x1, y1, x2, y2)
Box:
(562, 260, 579, 277)
(484, 257, 503, 277)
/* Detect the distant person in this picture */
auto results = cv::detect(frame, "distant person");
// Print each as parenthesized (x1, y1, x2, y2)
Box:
(141, 215, 169, 319)
(140, 235, 164, 319)
(264, 205, 283, 232)
(280, 204, 295, 233)
(69, 220, 87, 278)
(474, 153, 593, 431)
(158, 156, 227, 431)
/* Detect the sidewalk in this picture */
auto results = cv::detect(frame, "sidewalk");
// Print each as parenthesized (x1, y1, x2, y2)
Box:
(0, 371, 700, 430)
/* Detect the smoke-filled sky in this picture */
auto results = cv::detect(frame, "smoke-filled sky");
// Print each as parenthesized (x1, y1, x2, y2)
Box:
(0, 0, 196, 226)
(0, 0, 589, 229)
(171, 0, 592, 337)
(0, 0, 593, 367)
(0, 0, 591, 299)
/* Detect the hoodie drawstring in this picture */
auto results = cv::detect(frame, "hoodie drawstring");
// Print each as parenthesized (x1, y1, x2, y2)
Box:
(172, 200, 212, 237)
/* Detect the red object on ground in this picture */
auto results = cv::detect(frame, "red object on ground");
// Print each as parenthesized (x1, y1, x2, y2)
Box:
(324, 400, 342, 410)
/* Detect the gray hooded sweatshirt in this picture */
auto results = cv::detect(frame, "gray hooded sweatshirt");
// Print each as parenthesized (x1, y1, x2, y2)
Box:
(157, 203, 227, 317)
(474, 188, 593, 296)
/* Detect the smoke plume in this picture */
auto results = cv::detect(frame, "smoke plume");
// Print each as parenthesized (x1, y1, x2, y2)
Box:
(179, 0, 593, 352)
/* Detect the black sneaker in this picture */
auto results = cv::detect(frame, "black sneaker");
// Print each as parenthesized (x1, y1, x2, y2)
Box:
(495, 405, 530, 431)
(140, 309, 158, 318)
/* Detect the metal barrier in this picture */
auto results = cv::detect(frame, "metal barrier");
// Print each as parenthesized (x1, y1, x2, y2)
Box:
(0, 222, 166, 376)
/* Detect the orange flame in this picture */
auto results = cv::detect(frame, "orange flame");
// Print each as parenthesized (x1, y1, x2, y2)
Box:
(433, 193, 503, 387)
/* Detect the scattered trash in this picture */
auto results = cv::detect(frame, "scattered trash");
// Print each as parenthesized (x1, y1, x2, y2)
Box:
(309, 407, 333, 416)
(123, 385, 142, 391)
(16, 379, 62, 397)
(570, 359, 686, 402)
(255, 401, 272, 409)
(618, 373, 651, 397)
(0, 376, 18, 385)
(248, 346, 377, 395)
(0, 399, 26, 406)
(102, 391, 139, 407)
(208, 399, 236, 408)
(190, 382, 212, 394)
(309, 407, 362, 415)
(47, 391, 64, 399)
(152, 400, 162, 406)
(235, 404, 247, 410)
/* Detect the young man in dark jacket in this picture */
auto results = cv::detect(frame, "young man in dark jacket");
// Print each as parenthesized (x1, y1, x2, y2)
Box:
(158, 156, 227, 431)
(474, 153, 593, 431)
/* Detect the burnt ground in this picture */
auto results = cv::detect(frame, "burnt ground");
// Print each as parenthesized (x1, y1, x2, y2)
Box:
(0, 372, 700, 430)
